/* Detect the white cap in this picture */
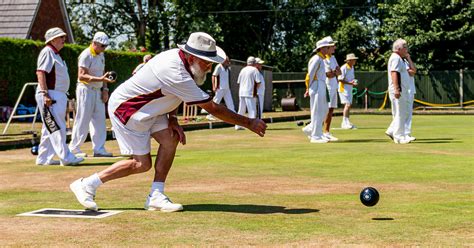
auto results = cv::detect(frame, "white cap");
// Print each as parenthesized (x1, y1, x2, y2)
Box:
(247, 56, 256, 65)
(93, 32, 109, 45)
(44, 27, 66, 44)
(255, 57, 265, 64)
(177, 32, 226, 64)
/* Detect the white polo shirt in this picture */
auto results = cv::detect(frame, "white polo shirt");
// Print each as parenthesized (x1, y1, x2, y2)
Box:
(237, 66, 261, 97)
(109, 48, 211, 132)
(405, 59, 416, 95)
(387, 53, 410, 94)
(212, 64, 230, 89)
(338, 63, 355, 95)
(325, 55, 339, 89)
(36, 45, 70, 93)
(78, 45, 105, 88)
(307, 52, 326, 91)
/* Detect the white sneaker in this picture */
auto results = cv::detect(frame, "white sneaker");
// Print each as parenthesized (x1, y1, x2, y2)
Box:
(323, 132, 338, 141)
(385, 131, 394, 140)
(302, 126, 312, 139)
(394, 136, 411, 144)
(36, 159, 61, 166)
(235, 126, 245, 130)
(71, 149, 88, 158)
(61, 156, 84, 166)
(206, 115, 216, 121)
(406, 135, 416, 141)
(144, 191, 183, 212)
(341, 123, 351, 129)
(70, 178, 98, 211)
(93, 151, 113, 157)
(310, 137, 329, 144)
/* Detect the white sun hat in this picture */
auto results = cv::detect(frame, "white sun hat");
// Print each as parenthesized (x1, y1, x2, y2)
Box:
(247, 56, 256, 65)
(44, 27, 66, 44)
(322, 36, 337, 45)
(345, 53, 359, 61)
(93, 32, 109, 45)
(316, 39, 332, 50)
(178, 32, 226, 64)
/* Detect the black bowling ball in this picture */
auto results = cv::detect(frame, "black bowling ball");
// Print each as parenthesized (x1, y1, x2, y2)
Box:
(360, 187, 379, 207)
(31, 145, 39, 155)
(108, 71, 117, 81)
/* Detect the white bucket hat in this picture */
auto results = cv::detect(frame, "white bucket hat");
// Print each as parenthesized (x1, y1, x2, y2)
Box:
(345, 53, 359, 61)
(322, 36, 337, 45)
(44, 27, 66, 44)
(255, 57, 265, 64)
(93, 32, 109, 45)
(178, 32, 226, 64)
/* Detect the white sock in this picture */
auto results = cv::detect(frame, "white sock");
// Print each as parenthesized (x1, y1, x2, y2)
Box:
(343, 117, 349, 124)
(83, 173, 103, 189)
(151, 182, 165, 195)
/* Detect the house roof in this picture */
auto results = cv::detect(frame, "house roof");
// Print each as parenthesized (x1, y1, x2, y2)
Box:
(0, 0, 39, 38)
(0, 0, 74, 42)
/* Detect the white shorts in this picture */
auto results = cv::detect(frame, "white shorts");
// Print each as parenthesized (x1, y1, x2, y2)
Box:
(109, 111, 169, 155)
(327, 87, 338, 108)
(339, 93, 353, 105)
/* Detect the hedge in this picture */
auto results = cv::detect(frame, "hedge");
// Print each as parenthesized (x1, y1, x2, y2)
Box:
(0, 38, 147, 106)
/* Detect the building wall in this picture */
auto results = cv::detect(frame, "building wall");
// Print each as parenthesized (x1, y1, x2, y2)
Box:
(29, 0, 73, 43)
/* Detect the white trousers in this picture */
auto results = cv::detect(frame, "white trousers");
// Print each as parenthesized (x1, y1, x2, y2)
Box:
(405, 92, 415, 136)
(236, 96, 256, 129)
(309, 84, 328, 138)
(35, 90, 76, 164)
(257, 93, 264, 117)
(387, 92, 409, 139)
(69, 83, 107, 154)
(213, 88, 235, 112)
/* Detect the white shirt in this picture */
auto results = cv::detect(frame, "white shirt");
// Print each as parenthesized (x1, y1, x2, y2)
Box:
(109, 49, 211, 131)
(338, 63, 355, 95)
(325, 55, 339, 89)
(78, 46, 105, 88)
(387, 53, 410, 94)
(307, 53, 326, 91)
(257, 71, 265, 96)
(405, 59, 416, 94)
(36, 45, 70, 93)
(237, 66, 261, 97)
(212, 64, 230, 89)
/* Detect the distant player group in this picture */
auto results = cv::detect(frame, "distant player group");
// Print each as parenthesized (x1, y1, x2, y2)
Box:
(301, 36, 417, 144)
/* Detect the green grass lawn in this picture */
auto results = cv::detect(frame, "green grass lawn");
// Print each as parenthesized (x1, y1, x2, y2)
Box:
(0, 114, 473, 246)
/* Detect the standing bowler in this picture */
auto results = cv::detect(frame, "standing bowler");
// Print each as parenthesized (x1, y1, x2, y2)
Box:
(69, 32, 116, 157)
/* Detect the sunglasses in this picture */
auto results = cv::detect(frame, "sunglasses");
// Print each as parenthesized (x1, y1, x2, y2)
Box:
(95, 42, 107, 48)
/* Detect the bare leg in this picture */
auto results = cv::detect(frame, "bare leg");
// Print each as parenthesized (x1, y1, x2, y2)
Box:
(343, 104, 351, 119)
(151, 128, 179, 182)
(97, 154, 152, 183)
(324, 108, 334, 132)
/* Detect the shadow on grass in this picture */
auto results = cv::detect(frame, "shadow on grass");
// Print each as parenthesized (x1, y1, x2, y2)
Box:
(100, 207, 144, 211)
(337, 139, 388, 143)
(372, 217, 394, 221)
(414, 138, 460, 144)
(183, 204, 319, 214)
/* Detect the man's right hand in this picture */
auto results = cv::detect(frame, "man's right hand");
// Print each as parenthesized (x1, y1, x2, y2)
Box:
(394, 90, 401, 99)
(249, 118, 267, 137)
(44, 94, 53, 107)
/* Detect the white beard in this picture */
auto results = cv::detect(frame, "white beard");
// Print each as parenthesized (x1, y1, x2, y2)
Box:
(189, 61, 207, 86)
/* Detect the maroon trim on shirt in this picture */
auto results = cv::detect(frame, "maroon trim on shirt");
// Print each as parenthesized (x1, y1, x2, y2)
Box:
(114, 89, 165, 125)
(186, 96, 213, 105)
(178, 49, 194, 79)
(47, 44, 60, 54)
(45, 64, 56, 90)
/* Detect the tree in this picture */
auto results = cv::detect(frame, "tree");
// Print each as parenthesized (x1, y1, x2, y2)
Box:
(380, 0, 473, 71)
